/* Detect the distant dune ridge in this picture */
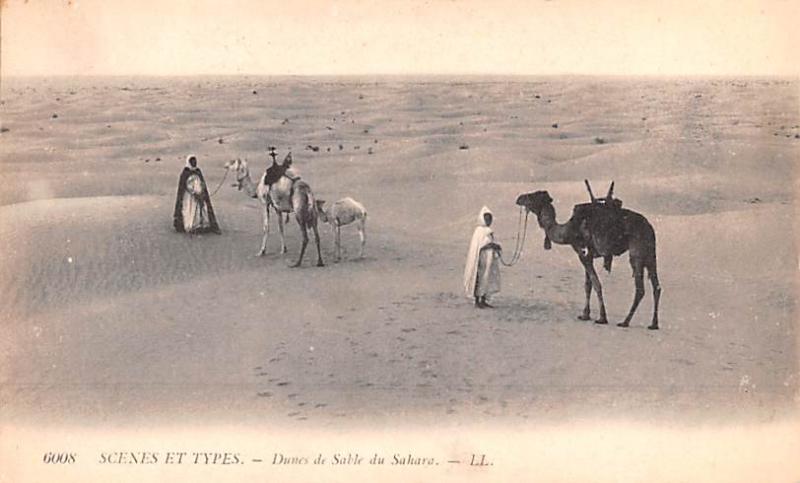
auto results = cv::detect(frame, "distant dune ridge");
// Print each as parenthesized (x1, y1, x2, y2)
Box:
(0, 76, 797, 426)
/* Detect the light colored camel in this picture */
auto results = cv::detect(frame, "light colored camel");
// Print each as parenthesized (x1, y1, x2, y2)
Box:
(315, 197, 367, 261)
(224, 157, 324, 267)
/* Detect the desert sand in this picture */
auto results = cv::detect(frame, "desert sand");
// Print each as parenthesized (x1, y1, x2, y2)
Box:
(0, 76, 797, 429)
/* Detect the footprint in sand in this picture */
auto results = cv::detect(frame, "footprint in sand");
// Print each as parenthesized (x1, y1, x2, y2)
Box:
(314, 403, 327, 408)
(276, 381, 290, 387)
(257, 391, 272, 398)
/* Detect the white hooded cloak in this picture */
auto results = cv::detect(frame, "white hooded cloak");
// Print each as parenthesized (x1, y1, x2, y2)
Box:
(463, 206, 501, 298)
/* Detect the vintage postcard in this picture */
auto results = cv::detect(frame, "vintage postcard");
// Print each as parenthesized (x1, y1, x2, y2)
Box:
(1, 0, 798, 481)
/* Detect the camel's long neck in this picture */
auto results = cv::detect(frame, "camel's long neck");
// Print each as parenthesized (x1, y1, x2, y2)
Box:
(537, 203, 572, 245)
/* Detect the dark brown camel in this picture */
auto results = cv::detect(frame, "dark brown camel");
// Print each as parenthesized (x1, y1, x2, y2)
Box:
(515, 182, 661, 329)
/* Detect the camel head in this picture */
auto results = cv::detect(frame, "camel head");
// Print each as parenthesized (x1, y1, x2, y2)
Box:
(516, 190, 553, 216)
(224, 158, 250, 190)
(315, 199, 329, 223)
(516, 190, 555, 250)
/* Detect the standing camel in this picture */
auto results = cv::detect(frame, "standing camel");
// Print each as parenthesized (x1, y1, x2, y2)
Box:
(515, 182, 661, 329)
(224, 157, 324, 267)
(315, 197, 367, 261)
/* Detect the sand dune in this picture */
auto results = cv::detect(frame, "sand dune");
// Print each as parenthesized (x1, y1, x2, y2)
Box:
(0, 76, 797, 427)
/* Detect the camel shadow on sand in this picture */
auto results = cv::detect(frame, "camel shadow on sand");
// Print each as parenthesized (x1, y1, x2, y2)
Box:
(488, 297, 568, 325)
(330, 254, 377, 264)
(428, 291, 571, 326)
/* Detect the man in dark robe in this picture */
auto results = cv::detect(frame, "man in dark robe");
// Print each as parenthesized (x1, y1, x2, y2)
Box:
(173, 155, 221, 234)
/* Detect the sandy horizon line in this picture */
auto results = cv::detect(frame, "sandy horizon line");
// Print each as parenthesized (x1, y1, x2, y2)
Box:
(1, 73, 798, 81)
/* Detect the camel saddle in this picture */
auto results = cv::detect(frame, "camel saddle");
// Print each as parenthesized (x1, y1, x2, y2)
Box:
(263, 162, 287, 186)
(572, 198, 627, 272)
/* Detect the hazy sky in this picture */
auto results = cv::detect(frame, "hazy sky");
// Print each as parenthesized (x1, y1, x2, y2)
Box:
(2, 0, 798, 76)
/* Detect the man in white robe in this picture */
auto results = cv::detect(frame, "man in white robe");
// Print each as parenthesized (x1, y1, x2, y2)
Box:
(463, 206, 502, 308)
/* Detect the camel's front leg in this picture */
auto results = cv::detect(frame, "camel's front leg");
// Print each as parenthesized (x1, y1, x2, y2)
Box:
(578, 270, 592, 320)
(581, 256, 607, 324)
(276, 207, 287, 254)
(257, 202, 270, 257)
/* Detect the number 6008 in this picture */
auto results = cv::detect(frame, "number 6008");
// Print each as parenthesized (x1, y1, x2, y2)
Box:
(43, 452, 76, 464)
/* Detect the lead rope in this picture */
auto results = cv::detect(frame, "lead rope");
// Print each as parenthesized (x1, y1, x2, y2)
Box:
(208, 168, 230, 197)
(499, 206, 529, 267)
